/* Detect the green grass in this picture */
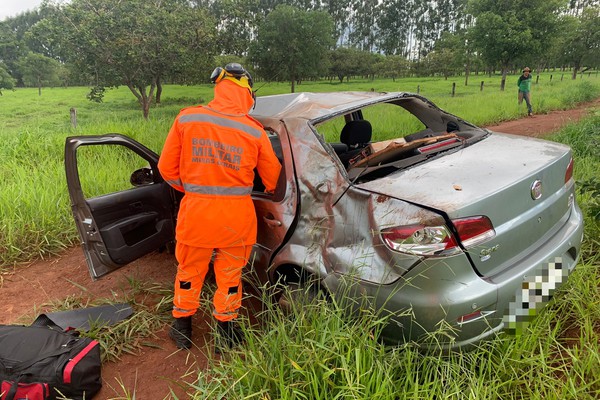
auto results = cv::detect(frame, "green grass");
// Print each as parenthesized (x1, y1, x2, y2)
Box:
(192, 263, 599, 399)
(1, 72, 599, 266)
(550, 112, 600, 260)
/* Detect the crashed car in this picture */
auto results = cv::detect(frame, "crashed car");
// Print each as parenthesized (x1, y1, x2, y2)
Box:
(65, 91, 583, 349)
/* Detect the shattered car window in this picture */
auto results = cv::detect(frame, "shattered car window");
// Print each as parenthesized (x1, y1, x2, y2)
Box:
(313, 97, 487, 181)
(317, 102, 426, 143)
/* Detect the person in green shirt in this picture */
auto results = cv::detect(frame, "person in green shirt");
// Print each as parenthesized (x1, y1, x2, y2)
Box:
(517, 67, 533, 116)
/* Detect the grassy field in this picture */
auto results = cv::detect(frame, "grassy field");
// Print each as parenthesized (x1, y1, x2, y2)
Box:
(1, 72, 599, 398)
(0, 71, 599, 266)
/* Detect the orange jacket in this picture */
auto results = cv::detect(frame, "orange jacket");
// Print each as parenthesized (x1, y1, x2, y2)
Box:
(158, 80, 282, 247)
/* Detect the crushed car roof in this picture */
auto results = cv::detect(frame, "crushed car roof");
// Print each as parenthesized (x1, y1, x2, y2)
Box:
(251, 91, 407, 122)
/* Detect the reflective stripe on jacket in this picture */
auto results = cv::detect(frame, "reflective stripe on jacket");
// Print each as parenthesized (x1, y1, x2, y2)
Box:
(158, 80, 281, 247)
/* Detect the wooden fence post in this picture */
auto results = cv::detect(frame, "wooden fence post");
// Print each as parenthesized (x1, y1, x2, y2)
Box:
(417, 85, 420, 94)
(480, 81, 484, 91)
(451, 82, 456, 97)
(70, 108, 77, 128)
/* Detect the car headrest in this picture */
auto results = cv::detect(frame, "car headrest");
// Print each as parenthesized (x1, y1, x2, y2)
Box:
(340, 120, 372, 148)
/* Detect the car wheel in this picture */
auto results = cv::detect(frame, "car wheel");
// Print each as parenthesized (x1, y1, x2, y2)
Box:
(277, 281, 323, 313)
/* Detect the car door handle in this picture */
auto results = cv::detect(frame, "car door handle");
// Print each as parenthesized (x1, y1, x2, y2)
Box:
(263, 215, 282, 227)
(129, 201, 143, 212)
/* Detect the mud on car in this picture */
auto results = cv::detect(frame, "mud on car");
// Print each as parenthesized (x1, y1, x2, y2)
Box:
(65, 92, 583, 350)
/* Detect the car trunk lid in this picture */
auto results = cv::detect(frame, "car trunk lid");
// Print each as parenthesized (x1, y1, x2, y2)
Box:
(356, 133, 575, 276)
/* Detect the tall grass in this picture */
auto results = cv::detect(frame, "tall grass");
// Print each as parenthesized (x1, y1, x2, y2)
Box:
(0, 73, 599, 266)
(187, 114, 600, 399)
(192, 265, 599, 398)
(550, 112, 600, 259)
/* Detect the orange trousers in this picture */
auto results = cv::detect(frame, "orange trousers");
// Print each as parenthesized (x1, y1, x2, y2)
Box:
(172, 243, 252, 322)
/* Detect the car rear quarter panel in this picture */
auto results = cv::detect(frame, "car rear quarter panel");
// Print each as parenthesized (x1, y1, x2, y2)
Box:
(270, 118, 452, 285)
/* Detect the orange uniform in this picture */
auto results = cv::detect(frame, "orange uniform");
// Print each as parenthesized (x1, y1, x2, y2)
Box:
(159, 79, 281, 321)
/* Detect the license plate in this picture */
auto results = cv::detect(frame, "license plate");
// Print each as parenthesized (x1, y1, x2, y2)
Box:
(503, 257, 569, 335)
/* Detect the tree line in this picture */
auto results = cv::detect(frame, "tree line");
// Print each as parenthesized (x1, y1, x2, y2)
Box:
(0, 0, 598, 118)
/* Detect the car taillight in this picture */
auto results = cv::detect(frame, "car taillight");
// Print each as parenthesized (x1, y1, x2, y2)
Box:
(452, 216, 495, 248)
(381, 224, 459, 256)
(381, 216, 495, 257)
(565, 157, 574, 183)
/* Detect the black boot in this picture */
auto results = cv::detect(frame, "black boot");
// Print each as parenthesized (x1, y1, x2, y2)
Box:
(169, 316, 192, 349)
(217, 320, 244, 350)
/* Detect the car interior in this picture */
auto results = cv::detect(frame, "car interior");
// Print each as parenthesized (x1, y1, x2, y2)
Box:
(329, 118, 463, 171)
(319, 98, 488, 181)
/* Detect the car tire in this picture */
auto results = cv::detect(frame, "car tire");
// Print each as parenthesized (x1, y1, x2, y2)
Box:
(277, 280, 323, 314)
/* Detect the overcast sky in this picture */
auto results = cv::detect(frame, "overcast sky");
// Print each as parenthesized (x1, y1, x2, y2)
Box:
(1, 0, 44, 21)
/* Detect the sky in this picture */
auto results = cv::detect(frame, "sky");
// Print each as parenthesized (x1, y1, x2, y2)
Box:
(1, 0, 44, 21)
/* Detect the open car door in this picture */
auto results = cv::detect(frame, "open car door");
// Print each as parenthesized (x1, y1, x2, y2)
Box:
(249, 122, 299, 282)
(65, 134, 178, 280)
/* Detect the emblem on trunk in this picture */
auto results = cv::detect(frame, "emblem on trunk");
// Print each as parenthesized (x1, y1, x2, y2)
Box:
(480, 244, 499, 261)
(530, 180, 543, 200)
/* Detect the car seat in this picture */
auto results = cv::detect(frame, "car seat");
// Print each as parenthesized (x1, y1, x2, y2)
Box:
(338, 120, 372, 167)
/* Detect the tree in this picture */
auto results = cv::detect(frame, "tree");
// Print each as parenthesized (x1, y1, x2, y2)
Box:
(434, 30, 479, 84)
(566, 0, 600, 16)
(208, 0, 261, 57)
(422, 48, 458, 79)
(376, 54, 410, 81)
(0, 21, 27, 86)
(556, 7, 600, 79)
(18, 52, 60, 95)
(349, 0, 380, 52)
(377, 0, 411, 56)
(40, 0, 217, 119)
(6, 9, 51, 58)
(469, 0, 566, 90)
(249, 5, 334, 93)
(0, 63, 16, 95)
(328, 47, 366, 83)
(320, 0, 352, 45)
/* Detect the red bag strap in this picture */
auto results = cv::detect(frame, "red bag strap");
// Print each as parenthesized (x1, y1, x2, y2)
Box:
(63, 340, 99, 384)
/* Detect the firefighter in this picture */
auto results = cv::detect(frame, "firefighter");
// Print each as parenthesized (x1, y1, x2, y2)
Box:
(158, 63, 281, 350)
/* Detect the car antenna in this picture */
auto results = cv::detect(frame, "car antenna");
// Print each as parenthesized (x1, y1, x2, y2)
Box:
(252, 68, 285, 96)
(251, 70, 284, 110)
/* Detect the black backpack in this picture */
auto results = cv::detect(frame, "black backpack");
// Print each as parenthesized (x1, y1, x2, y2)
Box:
(0, 324, 102, 400)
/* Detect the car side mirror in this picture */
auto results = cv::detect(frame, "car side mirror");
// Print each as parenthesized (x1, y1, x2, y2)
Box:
(130, 167, 154, 186)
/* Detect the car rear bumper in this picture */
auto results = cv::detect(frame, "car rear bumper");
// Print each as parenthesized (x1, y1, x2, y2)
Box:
(323, 203, 584, 350)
